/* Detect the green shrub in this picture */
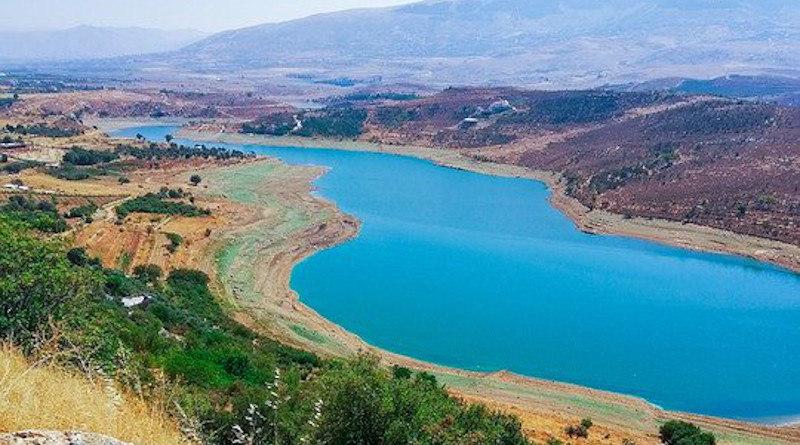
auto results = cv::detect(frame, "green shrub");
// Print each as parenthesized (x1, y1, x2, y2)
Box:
(133, 264, 162, 284)
(67, 202, 97, 220)
(63, 147, 118, 166)
(116, 194, 210, 219)
(660, 421, 715, 445)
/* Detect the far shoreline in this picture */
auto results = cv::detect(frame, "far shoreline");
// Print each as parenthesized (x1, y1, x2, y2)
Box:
(173, 126, 800, 276)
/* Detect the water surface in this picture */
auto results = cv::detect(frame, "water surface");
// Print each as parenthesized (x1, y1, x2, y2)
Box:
(117, 126, 800, 422)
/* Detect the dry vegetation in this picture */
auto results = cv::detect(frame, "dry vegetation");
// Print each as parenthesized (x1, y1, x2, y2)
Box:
(0, 344, 188, 445)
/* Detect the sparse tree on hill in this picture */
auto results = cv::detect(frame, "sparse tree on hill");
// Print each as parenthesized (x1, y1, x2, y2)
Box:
(190, 174, 202, 186)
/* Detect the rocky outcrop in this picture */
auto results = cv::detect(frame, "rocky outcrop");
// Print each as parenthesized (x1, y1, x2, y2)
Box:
(0, 431, 134, 445)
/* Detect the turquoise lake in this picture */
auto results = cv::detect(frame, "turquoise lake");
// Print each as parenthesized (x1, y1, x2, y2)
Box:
(118, 126, 800, 423)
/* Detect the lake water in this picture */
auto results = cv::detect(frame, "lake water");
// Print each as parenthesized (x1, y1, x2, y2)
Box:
(117, 126, 800, 422)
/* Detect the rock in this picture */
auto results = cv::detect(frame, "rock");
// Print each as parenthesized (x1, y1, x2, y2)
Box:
(0, 431, 135, 445)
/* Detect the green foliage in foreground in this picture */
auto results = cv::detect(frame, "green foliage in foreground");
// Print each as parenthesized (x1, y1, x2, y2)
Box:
(1, 221, 532, 445)
(0, 195, 67, 233)
(116, 193, 210, 219)
(0, 219, 98, 340)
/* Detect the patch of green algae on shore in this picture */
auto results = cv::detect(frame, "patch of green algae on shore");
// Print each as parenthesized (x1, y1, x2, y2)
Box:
(200, 160, 349, 356)
(290, 324, 329, 344)
(436, 372, 651, 426)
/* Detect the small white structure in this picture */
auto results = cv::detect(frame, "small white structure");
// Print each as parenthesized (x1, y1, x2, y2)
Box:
(3, 183, 30, 191)
(122, 294, 153, 308)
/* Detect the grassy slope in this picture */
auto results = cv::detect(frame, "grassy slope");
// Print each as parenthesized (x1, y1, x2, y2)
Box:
(0, 345, 187, 445)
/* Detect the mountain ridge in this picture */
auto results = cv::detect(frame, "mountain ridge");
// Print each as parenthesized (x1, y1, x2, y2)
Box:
(167, 0, 800, 88)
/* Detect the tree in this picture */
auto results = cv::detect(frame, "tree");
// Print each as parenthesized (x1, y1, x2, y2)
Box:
(165, 134, 174, 143)
(565, 417, 593, 438)
(133, 264, 162, 284)
(660, 421, 715, 445)
(190, 174, 202, 186)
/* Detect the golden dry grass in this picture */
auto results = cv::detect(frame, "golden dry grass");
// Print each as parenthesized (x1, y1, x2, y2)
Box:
(0, 345, 189, 445)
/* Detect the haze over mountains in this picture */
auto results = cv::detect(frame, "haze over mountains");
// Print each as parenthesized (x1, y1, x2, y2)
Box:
(0, 26, 207, 61)
(169, 0, 800, 88)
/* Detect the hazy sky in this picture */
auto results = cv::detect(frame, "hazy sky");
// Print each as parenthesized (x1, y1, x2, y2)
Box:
(1, 0, 420, 32)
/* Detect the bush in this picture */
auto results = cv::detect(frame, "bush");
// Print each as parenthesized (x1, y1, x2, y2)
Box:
(660, 421, 715, 445)
(1, 160, 39, 174)
(116, 194, 210, 219)
(565, 417, 593, 438)
(67, 203, 97, 220)
(165, 232, 184, 253)
(190, 174, 202, 186)
(133, 264, 162, 284)
(48, 165, 92, 181)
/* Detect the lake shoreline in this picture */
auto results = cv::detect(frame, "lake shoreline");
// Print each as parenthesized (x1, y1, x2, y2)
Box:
(104, 122, 800, 445)
(177, 128, 800, 275)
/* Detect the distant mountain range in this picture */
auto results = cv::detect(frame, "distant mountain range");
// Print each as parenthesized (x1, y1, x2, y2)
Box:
(0, 26, 207, 61)
(165, 0, 800, 88)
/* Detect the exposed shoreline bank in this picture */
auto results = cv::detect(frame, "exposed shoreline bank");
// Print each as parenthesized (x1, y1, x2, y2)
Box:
(100, 121, 800, 444)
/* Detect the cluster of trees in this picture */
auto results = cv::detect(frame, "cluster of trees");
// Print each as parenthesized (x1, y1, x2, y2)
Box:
(503, 94, 625, 126)
(0, 195, 67, 233)
(296, 108, 367, 138)
(47, 165, 96, 181)
(0, 95, 19, 109)
(63, 147, 118, 166)
(654, 102, 775, 135)
(66, 202, 97, 222)
(116, 193, 210, 219)
(372, 106, 419, 129)
(5, 123, 82, 138)
(117, 143, 250, 161)
(342, 92, 421, 102)
(242, 108, 367, 139)
(0, 219, 533, 445)
(1, 160, 39, 174)
(241, 113, 297, 136)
